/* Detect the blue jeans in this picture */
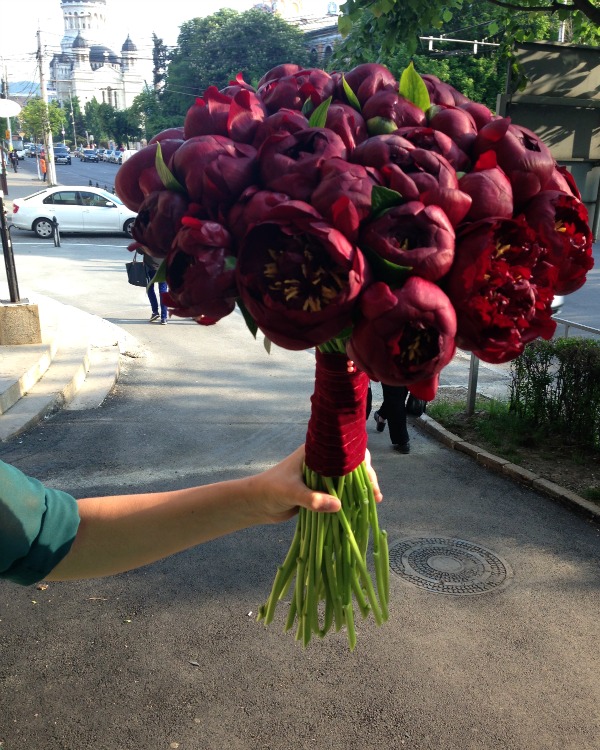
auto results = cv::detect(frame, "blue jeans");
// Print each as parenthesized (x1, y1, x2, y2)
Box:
(145, 266, 168, 321)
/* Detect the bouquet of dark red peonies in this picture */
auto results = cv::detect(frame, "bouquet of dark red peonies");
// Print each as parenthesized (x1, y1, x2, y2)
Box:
(116, 62, 593, 649)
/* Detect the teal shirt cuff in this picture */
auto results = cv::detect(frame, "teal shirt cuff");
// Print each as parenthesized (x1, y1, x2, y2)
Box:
(0, 461, 81, 585)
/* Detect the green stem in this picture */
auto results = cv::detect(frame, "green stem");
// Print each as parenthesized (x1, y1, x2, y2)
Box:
(337, 506, 383, 625)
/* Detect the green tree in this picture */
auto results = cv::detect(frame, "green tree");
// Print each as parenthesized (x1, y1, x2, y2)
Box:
(129, 87, 174, 139)
(83, 100, 117, 145)
(152, 32, 170, 91)
(18, 98, 66, 146)
(334, 1, 593, 109)
(338, 0, 600, 55)
(162, 8, 310, 123)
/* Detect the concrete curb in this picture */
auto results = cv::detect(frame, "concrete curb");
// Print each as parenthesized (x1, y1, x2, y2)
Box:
(416, 412, 600, 521)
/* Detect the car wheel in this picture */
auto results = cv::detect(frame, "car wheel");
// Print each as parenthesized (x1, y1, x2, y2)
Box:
(124, 218, 135, 237)
(33, 218, 55, 239)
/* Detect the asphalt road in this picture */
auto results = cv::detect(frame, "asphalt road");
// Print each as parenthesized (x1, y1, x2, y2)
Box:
(0, 234, 599, 749)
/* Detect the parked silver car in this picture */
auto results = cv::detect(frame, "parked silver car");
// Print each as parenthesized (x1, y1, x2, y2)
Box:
(11, 185, 137, 238)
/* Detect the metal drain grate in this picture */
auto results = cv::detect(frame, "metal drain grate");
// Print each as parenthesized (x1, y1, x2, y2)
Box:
(388, 537, 512, 595)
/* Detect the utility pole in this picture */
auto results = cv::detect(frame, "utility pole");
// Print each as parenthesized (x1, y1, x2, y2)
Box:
(37, 28, 57, 186)
(4, 65, 14, 157)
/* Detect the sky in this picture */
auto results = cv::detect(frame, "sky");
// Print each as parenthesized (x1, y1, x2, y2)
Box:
(0, 0, 330, 85)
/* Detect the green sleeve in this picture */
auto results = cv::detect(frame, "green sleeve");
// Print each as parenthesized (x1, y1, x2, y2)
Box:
(0, 460, 80, 585)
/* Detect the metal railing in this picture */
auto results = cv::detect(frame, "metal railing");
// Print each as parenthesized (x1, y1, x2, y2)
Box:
(552, 316, 600, 338)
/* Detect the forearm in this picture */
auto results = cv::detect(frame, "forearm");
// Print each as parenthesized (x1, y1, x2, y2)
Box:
(46, 476, 264, 580)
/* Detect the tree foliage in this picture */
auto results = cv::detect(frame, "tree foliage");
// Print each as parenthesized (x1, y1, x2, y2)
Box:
(338, 0, 600, 55)
(152, 33, 170, 91)
(18, 98, 66, 144)
(162, 9, 311, 122)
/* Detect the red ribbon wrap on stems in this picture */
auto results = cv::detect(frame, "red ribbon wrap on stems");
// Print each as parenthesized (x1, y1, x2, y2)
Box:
(304, 350, 370, 477)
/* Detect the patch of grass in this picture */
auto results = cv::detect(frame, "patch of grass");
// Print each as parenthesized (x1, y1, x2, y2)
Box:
(582, 487, 600, 504)
(427, 392, 600, 505)
(428, 397, 538, 459)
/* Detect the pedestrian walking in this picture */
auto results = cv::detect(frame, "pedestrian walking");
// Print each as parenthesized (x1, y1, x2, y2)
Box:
(9, 151, 18, 172)
(39, 155, 47, 181)
(372, 384, 411, 454)
(143, 251, 169, 324)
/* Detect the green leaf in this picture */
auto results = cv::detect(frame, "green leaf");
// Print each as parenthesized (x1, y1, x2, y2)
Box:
(237, 299, 258, 339)
(442, 9, 453, 22)
(488, 21, 499, 36)
(149, 258, 167, 286)
(338, 15, 352, 37)
(342, 76, 361, 112)
(224, 255, 237, 271)
(399, 61, 431, 113)
(263, 336, 272, 354)
(362, 245, 412, 288)
(155, 141, 186, 193)
(371, 185, 404, 217)
(308, 96, 332, 128)
(301, 98, 314, 117)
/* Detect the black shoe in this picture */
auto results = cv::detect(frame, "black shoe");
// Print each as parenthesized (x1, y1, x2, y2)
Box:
(393, 442, 410, 454)
(373, 411, 386, 432)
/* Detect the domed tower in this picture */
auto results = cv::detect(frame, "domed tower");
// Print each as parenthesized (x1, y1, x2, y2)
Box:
(71, 31, 90, 70)
(59, 0, 108, 52)
(120, 35, 137, 72)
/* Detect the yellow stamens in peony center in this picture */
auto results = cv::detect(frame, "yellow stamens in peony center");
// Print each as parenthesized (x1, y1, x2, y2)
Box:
(555, 220, 567, 233)
(495, 242, 511, 257)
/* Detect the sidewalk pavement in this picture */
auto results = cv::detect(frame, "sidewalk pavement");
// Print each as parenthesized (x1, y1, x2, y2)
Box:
(1, 162, 598, 522)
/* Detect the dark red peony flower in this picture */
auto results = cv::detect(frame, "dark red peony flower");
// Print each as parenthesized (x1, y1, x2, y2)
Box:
(131, 190, 191, 258)
(256, 63, 303, 89)
(163, 216, 238, 325)
(362, 90, 427, 135)
(219, 72, 256, 97)
(149, 127, 185, 143)
(458, 100, 493, 130)
(171, 135, 258, 217)
(227, 89, 269, 143)
(422, 74, 468, 107)
(311, 158, 381, 242)
(347, 278, 457, 399)
(324, 102, 369, 152)
(522, 190, 594, 295)
(380, 149, 472, 227)
(258, 127, 347, 201)
(338, 63, 397, 107)
(236, 201, 369, 350)
(115, 139, 184, 212)
(184, 87, 267, 144)
(444, 217, 558, 363)
(351, 133, 415, 171)
(395, 126, 470, 171)
(252, 108, 309, 149)
(227, 186, 290, 242)
(360, 201, 455, 281)
(473, 119, 555, 205)
(545, 165, 581, 200)
(458, 151, 513, 222)
(184, 87, 232, 139)
(257, 68, 335, 113)
(427, 105, 478, 153)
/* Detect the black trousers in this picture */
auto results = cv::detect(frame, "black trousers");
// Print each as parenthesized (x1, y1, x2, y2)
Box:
(376, 384, 409, 446)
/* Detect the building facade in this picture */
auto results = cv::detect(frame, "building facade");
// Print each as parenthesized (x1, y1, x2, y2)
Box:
(49, 0, 144, 111)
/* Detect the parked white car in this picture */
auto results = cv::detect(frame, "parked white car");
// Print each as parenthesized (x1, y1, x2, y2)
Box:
(11, 186, 137, 239)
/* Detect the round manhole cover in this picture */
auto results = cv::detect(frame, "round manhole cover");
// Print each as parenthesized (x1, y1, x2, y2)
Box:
(388, 537, 512, 595)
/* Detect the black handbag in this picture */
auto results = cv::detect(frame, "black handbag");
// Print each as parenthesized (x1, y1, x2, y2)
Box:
(406, 393, 427, 416)
(126, 252, 147, 287)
